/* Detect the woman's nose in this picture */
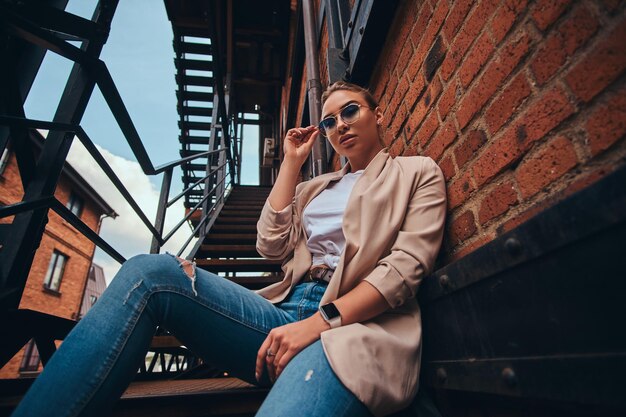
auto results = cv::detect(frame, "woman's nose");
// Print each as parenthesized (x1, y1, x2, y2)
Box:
(336, 117, 349, 133)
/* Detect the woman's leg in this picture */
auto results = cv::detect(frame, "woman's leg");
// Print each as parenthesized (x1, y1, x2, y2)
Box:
(11, 253, 294, 417)
(255, 339, 373, 417)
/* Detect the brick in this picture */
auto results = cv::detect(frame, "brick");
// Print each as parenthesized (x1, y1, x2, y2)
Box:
(472, 86, 575, 186)
(389, 75, 410, 113)
(439, 0, 500, 81)
(515, 135, 578, 198)
(405, 73, 427, 111)
(396, 41, 415, 78)
(389, 137, 406, 157)
(490, 0, 529, 44)
(448, 210, 478, 245)
(438, 78, 460, 121)
(424, 119, 457, 162)
(389, 103, 409, 139)
(458, 31, 496, 88)
(531, 0, 573, 31)
(585, 87, 626, 156)
(411, 2, 450, 80)
(406, 78, 442, 137)
(447, 169, 475, 210)
(409, 2, 434, 51)
(478, 181, 519, 224)
(450, 233, 494, 261)
(454, 129, 488, 169)
(438, 155, 456, 181)
(530, 4, 599, 86)
(565, 18, 626, 102)
(424, 36, 447, 82)
(417, 110, 441, 148)
(385, 1, 420, 73)
(456, 32, 531, 129)
(484, 72, 532, 134)
(442, 0, 474, 41)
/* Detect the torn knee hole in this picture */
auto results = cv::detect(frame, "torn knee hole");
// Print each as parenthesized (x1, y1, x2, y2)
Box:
(170, 254, 198, 296)
(175, 256, 195, 278)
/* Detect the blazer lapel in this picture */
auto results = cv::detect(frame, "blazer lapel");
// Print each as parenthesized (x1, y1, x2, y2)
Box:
(319, 147, 392, 304)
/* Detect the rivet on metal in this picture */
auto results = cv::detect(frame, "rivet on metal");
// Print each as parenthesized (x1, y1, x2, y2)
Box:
(348, 20, 353, 28)
(502, 367, 517, 387)
(436, 368, 447, 383)
(504, 237, 522, 256)
(359, 26, 364, 35)
(439, 274, 451, 290)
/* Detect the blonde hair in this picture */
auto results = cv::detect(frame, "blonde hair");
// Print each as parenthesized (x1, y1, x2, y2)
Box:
(321, 81, 379, 108)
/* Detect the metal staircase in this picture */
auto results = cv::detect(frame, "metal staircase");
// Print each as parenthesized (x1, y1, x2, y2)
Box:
(194, 185, 283, 290)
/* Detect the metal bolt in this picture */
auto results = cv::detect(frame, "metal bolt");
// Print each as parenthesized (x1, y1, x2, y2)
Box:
(348, 20, 353, 28)
(439, 274, 451, 290)
(436, 368, 447, 383)
(504, 237, 522, 256)
(359, 26, 364, 35)
(501, 367, 517, 387)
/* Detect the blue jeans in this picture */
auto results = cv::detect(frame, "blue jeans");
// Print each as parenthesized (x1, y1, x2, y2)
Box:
(11, 253, 372, 417)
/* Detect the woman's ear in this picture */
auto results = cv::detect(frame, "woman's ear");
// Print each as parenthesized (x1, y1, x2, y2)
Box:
(375, 106, 383, 125)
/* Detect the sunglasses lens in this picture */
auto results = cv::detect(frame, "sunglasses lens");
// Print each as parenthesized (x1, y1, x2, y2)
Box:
(341, 104, 360, 122)
(319, 118, 336, 136)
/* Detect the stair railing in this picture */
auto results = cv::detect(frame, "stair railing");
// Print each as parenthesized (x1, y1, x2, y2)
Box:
(0, 2, 235, 312)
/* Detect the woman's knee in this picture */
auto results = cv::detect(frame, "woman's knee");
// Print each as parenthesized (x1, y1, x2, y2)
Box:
(112, 254, 180, 289)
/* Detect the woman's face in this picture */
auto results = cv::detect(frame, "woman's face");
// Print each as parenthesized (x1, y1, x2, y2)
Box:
(320, 90, 383, 159)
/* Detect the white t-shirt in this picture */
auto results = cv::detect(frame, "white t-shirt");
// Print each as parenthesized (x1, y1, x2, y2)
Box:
(302, 169, 364, 269)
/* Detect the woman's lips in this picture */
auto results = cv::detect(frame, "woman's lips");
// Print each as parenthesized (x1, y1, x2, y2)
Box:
(340, 135, 356, 145)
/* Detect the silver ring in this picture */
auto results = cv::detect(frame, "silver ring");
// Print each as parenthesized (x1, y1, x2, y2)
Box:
(266, 349, 276, 357)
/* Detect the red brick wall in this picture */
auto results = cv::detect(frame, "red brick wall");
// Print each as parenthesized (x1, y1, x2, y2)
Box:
(367, 0, 626, 262)
(0, 150, 103, 378)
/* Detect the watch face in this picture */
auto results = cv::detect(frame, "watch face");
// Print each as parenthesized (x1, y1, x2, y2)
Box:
(321, 303, 340, 319)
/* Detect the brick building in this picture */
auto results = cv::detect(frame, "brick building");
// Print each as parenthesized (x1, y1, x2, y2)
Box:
(283, 0, 625, 264)
(0, 130, 115, 379)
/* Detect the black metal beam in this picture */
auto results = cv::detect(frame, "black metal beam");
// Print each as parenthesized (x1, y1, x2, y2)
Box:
(0, 0, 120, 310)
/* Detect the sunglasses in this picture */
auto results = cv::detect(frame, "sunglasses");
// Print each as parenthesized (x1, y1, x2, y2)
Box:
(318, 103, 372, 137)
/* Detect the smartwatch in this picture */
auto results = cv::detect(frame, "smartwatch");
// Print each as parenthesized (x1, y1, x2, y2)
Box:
(319, 302, 342, 329)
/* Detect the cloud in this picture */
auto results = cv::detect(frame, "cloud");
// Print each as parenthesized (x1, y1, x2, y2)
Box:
(65, 139, 198, 284)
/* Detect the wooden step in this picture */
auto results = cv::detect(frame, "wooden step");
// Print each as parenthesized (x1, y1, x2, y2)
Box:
(196, 259, 282, 273)
(200, 245, 259, 257)
(219, 210, 261, 217)
(211, 224, 257, 233)
(215, 217, 260, 225)
(113, 378, 268, 416)
(204, 233, 257, 244)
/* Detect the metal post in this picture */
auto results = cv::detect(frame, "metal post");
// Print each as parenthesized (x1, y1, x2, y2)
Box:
(302, 0, 327, 177)
(150, 168, 172, 254)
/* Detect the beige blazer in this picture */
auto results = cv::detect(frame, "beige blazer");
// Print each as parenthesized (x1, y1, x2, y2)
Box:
(255, 147, 447, 416)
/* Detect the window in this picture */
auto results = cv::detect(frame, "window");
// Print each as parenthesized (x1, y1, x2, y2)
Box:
(0, 144, 10, 176)
(90, 295, 98, 305)
(43, 251, 68, 292)
(66, 192, 84, 218)
(19, 339, 41, 373)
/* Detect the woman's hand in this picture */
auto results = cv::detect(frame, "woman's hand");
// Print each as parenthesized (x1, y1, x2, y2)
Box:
(283, 125, 319, 168)
(255, 313, 330, 383)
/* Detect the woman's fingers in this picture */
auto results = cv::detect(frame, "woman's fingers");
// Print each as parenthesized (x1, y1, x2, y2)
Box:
(266, 338, 282, 382)
(255, 334, 272, 382)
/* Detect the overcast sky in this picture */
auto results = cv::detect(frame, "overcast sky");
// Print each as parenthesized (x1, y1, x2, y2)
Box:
(24, 0, 260, 283)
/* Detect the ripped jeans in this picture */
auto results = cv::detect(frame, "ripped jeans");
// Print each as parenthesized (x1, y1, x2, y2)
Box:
(10, 253, 372, 417)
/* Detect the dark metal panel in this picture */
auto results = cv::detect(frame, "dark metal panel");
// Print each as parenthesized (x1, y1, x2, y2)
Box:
(344, 0, 400, 85)
(419, 164, 626, 408)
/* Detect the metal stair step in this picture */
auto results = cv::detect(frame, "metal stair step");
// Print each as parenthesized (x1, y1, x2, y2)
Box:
(203, 233, 258, 244)
(195, 259, 282, 273)
(199, 245, 259, 257)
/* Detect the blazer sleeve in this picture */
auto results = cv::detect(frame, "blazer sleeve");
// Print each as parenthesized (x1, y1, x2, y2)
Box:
(256, 191, 301, 261)
(363, 158, 447, 309)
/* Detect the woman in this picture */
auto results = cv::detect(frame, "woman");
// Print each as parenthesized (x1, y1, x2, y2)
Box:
(10, 82, 446, 417)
